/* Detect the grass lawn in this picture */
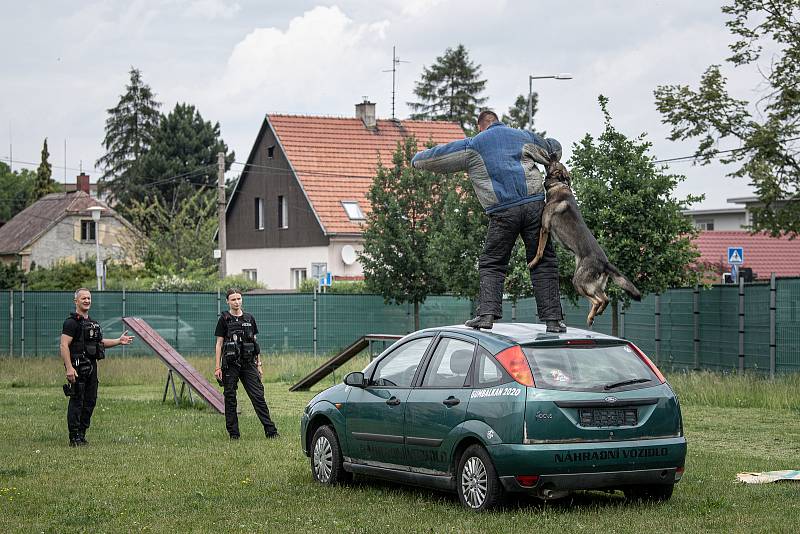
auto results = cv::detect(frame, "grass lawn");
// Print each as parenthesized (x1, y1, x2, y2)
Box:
(0, 357, 799, 533)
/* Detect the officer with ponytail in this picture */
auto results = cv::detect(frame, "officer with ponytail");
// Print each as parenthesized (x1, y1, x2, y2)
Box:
(214, 288, 279, 440)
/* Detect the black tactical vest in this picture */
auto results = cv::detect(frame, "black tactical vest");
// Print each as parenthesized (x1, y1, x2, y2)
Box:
(69, 313, 105, 360)
(221, 312, 257, 359)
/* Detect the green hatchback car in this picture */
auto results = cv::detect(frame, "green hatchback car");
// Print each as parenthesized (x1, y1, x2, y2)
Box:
(300, 323, 686, 510)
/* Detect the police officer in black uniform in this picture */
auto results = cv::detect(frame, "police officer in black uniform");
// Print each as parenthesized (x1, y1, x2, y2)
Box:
(60, 287, 133, 447)
(214, 288, 279, 440)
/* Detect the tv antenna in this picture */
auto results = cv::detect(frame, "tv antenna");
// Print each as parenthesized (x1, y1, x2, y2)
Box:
(382, 46, 409, 120)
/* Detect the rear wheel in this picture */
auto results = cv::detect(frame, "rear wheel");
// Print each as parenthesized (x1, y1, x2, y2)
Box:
(624, 484, 674, 502)
(456, 445, 503, 511)
(310, 426, 350, 485)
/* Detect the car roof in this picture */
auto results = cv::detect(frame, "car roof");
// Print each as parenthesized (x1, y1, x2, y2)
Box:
(419, 322, 621, 348)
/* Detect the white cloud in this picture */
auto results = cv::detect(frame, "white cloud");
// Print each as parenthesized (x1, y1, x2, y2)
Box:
(184, 0, 241, 20)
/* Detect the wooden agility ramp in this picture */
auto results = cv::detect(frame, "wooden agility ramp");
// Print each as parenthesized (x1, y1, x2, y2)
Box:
(289, 334, 402, 392)
(123, 317, 225, 414)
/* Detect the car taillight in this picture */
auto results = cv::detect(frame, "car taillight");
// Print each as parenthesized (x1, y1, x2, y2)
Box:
(495, 346, 534, 387)
(628, 343, 666, 383)
(675, 467, 685, 482)
(515, 475, 540, 487)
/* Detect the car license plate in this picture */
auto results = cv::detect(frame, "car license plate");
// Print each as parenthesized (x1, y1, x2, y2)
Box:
(578, 408, 637, 427)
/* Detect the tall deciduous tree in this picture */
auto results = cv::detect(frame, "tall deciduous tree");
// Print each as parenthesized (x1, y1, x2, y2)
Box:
(96, 68, 161, 209)
(138, 103, 234, 215)
(360, 137, 446, 330)
(0, 162, 37, 222)
(408, 44, 488, 133)
(34, 138, 57, 199)
(654, 0, 800, 237)
(568, 96, 703, 335)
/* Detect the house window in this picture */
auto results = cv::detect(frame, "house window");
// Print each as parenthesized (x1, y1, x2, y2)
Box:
(80, 220, 96, 242)
(242, 269, 257, 281)
(255, 197, 264, 230)
(278, 195, 288, 229)
(342, 200, 365, 220)
(291, 268, 307, 289)
(267, 145, 275, 159)
(311, 263, 327, 280)
(695, 219, 714, 231)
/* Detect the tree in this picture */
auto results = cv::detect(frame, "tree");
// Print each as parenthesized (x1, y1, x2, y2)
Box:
(96, 67, 161, 209)
(501, 93, 544, 135)
(408, 44, 488, 133)
(568, 96, 703, 335)
(125, 188, 218, 275)
(0, 262, 25, 289)
(0, 162, 37, 222)
(34, 138, 57, 199)
(360, 137, 446, 330)
(138, 103, 234, 215)
(654, 1, 800, 237)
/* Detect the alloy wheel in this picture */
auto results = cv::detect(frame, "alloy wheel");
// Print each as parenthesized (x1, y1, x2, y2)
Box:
(461, 456, 488, 508)
(313, 435, 333, 483)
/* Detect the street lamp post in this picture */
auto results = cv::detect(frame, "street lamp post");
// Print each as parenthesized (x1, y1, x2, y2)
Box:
(527, 73, 573, 131)
(87, 206, 104, 291)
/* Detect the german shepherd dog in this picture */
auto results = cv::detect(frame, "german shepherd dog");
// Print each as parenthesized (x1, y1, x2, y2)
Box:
(528, 162, 641, 326)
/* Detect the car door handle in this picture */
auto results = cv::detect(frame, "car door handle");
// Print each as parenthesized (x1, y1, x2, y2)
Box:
(442, 396, 460, 407)
(386, 396, 401, 406)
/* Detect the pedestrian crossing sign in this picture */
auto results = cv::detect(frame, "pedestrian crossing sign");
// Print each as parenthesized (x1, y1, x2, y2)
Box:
(727, 247, 744, 265)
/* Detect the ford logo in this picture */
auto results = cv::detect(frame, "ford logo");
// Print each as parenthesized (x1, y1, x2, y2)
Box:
(604, 396, 618, 403)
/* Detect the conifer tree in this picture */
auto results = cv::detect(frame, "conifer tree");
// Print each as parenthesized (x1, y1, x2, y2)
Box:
(34, 138, 57, 199)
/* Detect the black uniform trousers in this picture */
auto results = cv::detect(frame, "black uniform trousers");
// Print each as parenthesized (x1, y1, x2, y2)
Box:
(67, 360, 98, 440)
(477, 201, 562, 321)
(222, 359, 278, 438)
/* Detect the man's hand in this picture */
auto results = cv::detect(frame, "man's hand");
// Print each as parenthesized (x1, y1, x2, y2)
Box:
(66, 366, 78, 384)
(214, 367, 223, 382)
(119, 330, 134, 345)
(257, 362, 263, 379)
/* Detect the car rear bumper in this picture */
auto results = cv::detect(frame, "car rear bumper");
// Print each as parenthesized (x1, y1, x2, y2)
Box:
(500, 467, 679, 493)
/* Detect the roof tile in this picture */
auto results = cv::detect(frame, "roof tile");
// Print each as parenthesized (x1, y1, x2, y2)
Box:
(693, 230, 800, 278)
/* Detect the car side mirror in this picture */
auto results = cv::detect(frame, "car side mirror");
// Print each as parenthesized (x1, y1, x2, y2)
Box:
(344, 371, 366, 388)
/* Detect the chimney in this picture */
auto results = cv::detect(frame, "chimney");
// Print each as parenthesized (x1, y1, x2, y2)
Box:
(77, 173, 90, 194)
(355, 97, 376, 129)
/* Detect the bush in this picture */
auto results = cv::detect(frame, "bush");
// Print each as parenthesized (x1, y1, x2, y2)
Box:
(25, 259, 96, 290)
(296, 278, 367, 293)
(0, 262, 25, 290)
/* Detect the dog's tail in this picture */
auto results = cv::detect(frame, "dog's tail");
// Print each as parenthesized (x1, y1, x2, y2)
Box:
(606, 263, 642, 301)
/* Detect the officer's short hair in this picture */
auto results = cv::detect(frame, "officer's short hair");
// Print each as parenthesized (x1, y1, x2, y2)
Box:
(74, 287, 91, 300)
(226, 288, 242, 299)
(477, 110, 499, 129)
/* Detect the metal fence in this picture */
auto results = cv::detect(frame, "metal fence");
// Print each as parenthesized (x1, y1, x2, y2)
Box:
(2, 277, 799, 374)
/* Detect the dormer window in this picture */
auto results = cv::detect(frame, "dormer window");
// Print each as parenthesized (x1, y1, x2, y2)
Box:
(342, 201, 365, 220)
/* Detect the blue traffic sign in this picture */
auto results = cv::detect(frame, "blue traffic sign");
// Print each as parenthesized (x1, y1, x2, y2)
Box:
(727, 247, 744, 265)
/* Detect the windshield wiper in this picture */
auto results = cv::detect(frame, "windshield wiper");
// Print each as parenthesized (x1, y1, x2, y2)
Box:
(604, 378, 652, 390)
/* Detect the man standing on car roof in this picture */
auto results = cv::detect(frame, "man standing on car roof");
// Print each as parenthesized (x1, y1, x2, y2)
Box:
(61, 287, 134, 447)
(412, 109, 566, 333)
(214, 288, 279, 440)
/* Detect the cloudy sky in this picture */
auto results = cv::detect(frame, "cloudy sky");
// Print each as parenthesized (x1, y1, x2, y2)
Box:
(1, 0, 771, 209)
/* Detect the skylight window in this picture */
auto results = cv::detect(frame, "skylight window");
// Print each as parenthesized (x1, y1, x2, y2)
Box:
(342, 201, 365, 220)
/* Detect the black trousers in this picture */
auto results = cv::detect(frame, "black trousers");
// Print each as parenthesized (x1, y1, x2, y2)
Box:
(223, 360, 278, 437)
(66, 361, 98, 440)
(478, 201, 563, 321)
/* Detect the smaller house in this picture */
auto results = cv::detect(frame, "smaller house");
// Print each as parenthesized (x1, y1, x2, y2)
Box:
(693, 230, 800, 282)
(0, 176, 139, 272)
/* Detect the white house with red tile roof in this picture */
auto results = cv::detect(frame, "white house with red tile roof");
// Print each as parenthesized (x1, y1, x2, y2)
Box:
(694, 230, 800, 281)
(224, 101, 465, 289)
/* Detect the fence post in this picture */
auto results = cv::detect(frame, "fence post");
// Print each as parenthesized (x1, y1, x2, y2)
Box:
(693, 284, 699, 370)
(21, 283, 25, 358)
(738, 275, 745, 373)
(122, 287, 126, 358)
(511, 302, 517, 323)
(217, 288, 221, 315)
(654, 294, 660, 364)
(313, 285, 318, 357)
(619, 305, 625, 338)
(770, 273, 776, 379)
(9, 290, 13, 356)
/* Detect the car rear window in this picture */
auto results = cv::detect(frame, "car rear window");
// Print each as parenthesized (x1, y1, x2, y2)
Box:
(522, 343, 658, 392)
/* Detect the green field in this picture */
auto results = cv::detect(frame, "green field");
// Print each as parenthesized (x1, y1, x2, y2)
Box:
(1, 357, 799, 533)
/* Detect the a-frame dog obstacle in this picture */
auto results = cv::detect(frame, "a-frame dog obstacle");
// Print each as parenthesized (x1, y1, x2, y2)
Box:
(289, 334, 402, 392)
(123, 317, 225, 414)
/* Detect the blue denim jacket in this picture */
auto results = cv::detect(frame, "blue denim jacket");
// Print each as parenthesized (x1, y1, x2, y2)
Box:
(411, 122, 562, 214)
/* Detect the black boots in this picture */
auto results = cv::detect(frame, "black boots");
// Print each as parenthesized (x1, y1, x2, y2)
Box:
(465, 314, 494, 329)
(546, 320, 567, 333)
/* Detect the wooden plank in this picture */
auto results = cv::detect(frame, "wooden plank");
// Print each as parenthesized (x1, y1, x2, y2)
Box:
(123, 317, 225, 414)
(289, 334, 402, 392)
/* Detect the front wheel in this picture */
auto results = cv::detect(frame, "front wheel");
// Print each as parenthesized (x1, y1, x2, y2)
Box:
(456, 445, 503, 511)
(310, 426, 350, 485)
(624, 483, 674, 502)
